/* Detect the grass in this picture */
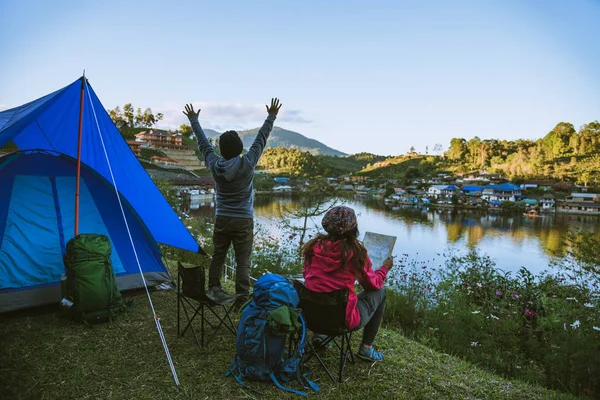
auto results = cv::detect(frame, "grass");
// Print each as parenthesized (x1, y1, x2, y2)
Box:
(0, 282, 576, 400)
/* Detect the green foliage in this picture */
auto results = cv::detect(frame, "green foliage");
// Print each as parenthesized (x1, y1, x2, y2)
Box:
(140, 147, 167, 159)
(108, 103, 163, 133)
(384, 246, 600, 397)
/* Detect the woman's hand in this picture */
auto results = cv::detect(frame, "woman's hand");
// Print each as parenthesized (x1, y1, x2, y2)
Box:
(383, 255, 394, 269)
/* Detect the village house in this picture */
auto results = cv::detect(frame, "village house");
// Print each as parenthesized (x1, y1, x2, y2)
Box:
(135, 129, 194, 151)
(565, 192, 600, 203)
(344, 175, 368, 183)
(427, 185, 449, 199)
(521, 180, 553, 191)
(540, 193, 556, 211)
(557, 193, 600, 215)
(150, 156, 178, 166)
(462, 185, 483, 196)
(127, 140, 141, 155)
(481, 183, 522, 202)
(441, 185, 461, 199)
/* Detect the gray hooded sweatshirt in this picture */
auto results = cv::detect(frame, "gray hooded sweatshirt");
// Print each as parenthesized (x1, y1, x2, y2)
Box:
(188, 114, 276, 219)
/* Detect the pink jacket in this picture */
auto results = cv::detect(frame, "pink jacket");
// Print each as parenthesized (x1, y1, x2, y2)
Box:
(302, 240, 389, 330)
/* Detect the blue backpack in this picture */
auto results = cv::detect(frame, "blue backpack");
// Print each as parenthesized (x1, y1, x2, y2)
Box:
(226, 274, 319, 396)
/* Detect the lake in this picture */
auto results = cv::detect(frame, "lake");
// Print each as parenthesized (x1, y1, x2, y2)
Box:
(183, 195, 600, 275)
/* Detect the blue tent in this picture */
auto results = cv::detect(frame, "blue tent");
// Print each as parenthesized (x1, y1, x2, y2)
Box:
(0, 77, 202, 311)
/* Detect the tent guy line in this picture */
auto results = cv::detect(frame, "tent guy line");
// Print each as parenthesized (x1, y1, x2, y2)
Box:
(85, 79, 180, 386)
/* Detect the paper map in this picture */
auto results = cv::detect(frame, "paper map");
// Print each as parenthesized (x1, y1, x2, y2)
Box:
(363, 232, 397, 270)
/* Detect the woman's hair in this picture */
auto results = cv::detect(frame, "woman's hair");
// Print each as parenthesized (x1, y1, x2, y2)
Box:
(302, 226, 368, 278)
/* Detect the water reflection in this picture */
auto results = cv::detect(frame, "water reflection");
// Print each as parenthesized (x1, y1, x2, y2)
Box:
(183, 195, 600, 274)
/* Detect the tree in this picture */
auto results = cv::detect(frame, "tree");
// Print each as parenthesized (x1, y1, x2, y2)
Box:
(425, 145, 429, 155)
(279, 196, 346, 251)
(409, 146, 416, 153)
(580, 171, 591, 188)
(108, 103, 163, 132)
(433, 143, 443, 155)
(577, 121, 600, 155)
(123, 103, 135, 128)
(447, 138, 466, 161)
(466, 136, 481, 166)
(180, 124, 193, 137)
(108, 106, 127, 130)
(543, 122, 576, 158)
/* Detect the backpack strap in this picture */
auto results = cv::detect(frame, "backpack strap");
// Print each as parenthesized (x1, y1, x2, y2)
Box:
(225, 358, 264, 396)
(269, 372, 307, 397)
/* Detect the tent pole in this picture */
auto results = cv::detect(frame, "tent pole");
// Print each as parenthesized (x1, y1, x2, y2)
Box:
(74, 76, 85, 237)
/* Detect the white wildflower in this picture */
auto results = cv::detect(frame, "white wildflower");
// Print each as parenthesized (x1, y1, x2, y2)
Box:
(570, 320, 581, 329)
(186, 225, 192, 229)
(490, 314, 500, 320)
(476, 282, 483, 288)
(566, 297, 578, 302)
(583, 302, 594, 308)
(471, 341, 479, 348)
(592, 326, 600, 331)
(516, 366, 521, 369)
(471, 311, 481, 314)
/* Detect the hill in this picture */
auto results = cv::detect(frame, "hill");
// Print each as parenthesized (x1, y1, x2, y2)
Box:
(205, 126, 346, 156)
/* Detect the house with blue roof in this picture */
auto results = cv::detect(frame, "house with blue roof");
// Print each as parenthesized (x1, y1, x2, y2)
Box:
(481, 183, 522, 202)
(462, 185, 483, 196)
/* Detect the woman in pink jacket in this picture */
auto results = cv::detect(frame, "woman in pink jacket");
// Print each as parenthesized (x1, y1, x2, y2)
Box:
(302, 206, 393, 362)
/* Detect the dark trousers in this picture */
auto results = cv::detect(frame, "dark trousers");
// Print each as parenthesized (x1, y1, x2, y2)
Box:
(208, 215, 254, 297)
(356, 288, 387, 346)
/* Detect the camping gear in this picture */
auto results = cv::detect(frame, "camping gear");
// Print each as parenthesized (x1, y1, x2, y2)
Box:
(63, 234, 128, 324)
(0, 77, 204, 313)
(293, 280, 355, 383)
(0, 76, 205, 385)
(176, 261, 237, 347)
(226, 273, 319, 396)
(0, 150, 169, 312)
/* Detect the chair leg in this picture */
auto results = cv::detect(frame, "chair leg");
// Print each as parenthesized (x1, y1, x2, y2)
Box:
(204, 304, 236, 346)
(177, 294, 181, 336)
(179, 297, 201, 347)
(338, 333, 345, 383)
(307, 340, 337, 383)
(347, 332, 355, 364)
(201, 302, 205, 347)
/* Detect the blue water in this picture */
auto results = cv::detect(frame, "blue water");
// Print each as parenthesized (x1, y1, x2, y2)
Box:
(185, 195, 600, 275)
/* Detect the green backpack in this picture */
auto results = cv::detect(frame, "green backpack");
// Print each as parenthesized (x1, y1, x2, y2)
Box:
(63, 234, 129, 324)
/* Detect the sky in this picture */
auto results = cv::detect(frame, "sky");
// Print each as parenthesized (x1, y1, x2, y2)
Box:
(1, 0, 599, 155)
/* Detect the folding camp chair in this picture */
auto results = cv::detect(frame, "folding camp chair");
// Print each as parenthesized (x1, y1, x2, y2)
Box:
(293, 280, 355, 383)
(176, 261, 237, 347)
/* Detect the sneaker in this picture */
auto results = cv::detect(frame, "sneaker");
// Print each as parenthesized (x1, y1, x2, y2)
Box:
(356, 345, 384, 362)
(206, 286, 236, 304)
(312, 333, 329, 348)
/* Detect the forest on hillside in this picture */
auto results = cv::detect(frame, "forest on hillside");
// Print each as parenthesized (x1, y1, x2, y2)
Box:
(101, 104, 599, 185)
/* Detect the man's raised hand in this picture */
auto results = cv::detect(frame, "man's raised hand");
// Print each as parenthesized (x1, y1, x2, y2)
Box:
(266, 98, 282, 117)
(183, 104, 201, 119)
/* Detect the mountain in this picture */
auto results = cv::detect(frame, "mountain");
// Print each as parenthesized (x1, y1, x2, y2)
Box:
(204, 126, 346, 156)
